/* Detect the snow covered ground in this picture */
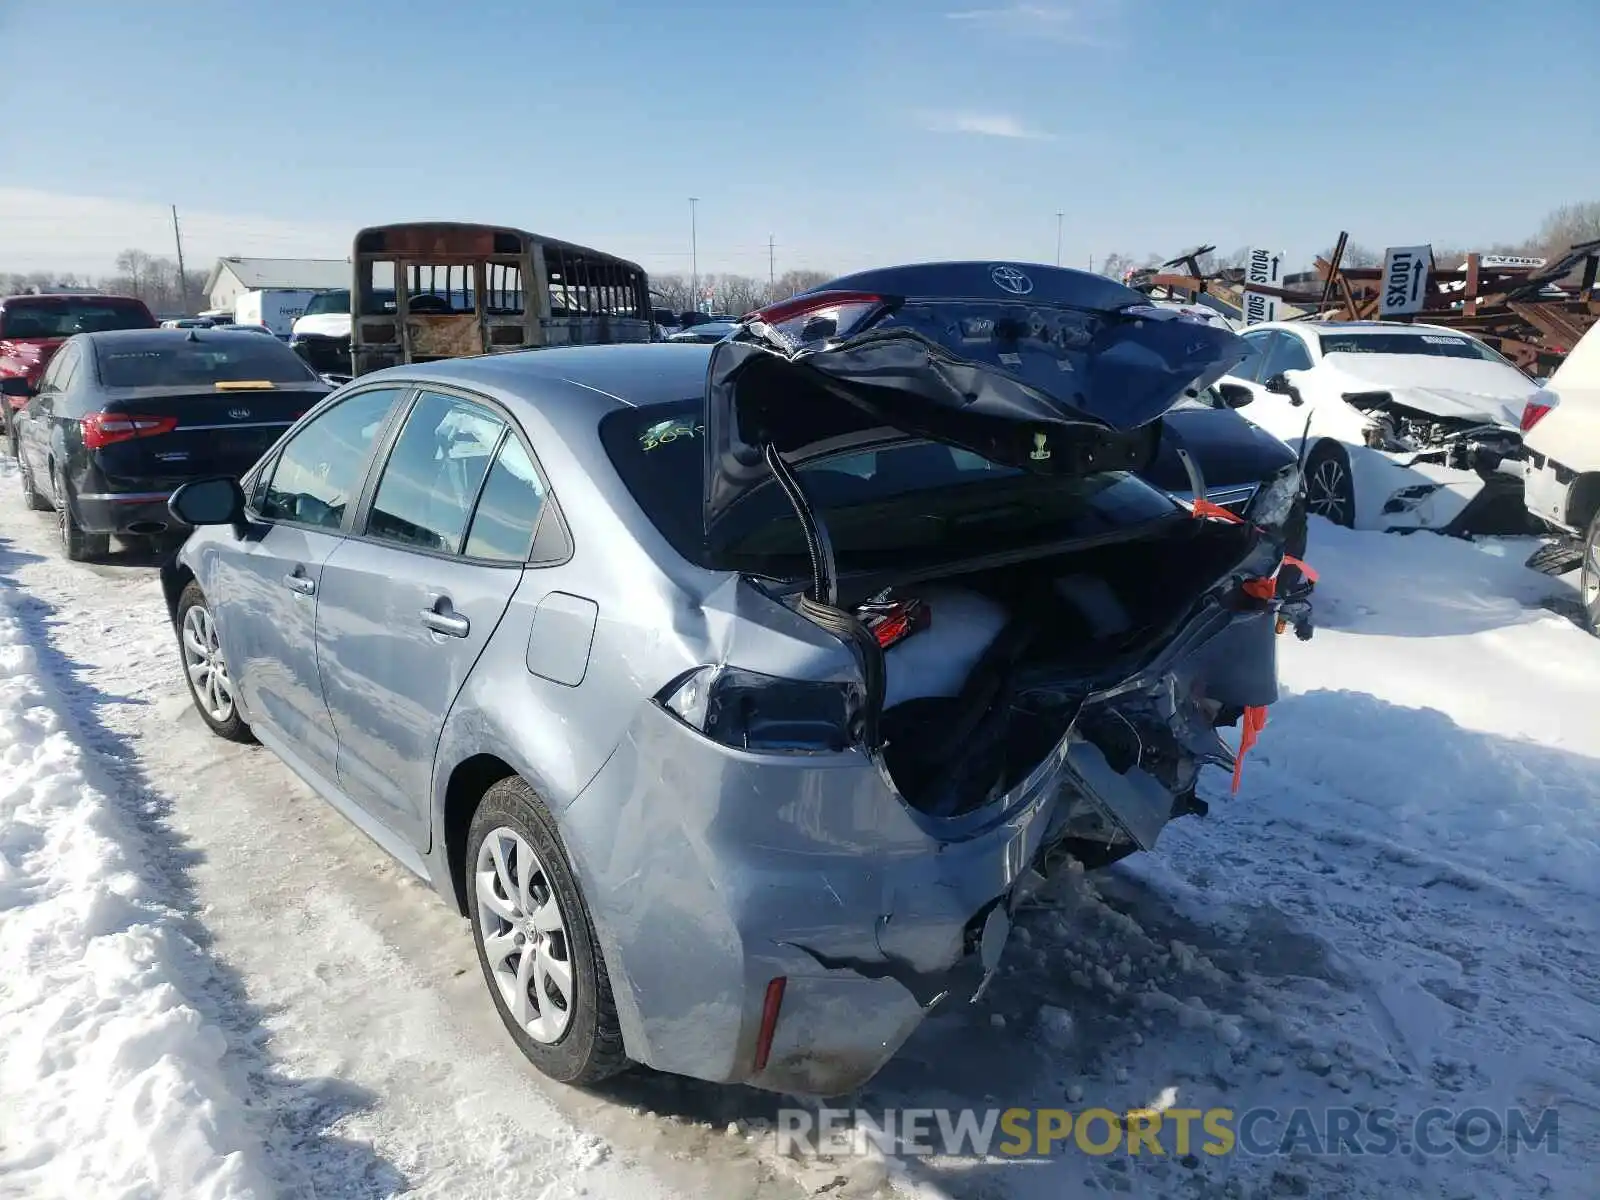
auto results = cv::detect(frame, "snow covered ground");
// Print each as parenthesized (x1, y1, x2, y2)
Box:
(2, 451, 1597, 1199)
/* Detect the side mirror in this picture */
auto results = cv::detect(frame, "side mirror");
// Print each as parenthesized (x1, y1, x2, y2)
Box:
(1264, 372, 1305, 407)
(169, 476, 245, 527)
(1216, 382, 1253, 409)
(1, 377, 36, 398)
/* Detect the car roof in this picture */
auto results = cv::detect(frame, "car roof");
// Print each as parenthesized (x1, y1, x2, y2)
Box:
(80, 327, 300, 351)
(360, 342, 713, 433)
(1255, 319, 1483, 340)
(1, 293, 149, 307)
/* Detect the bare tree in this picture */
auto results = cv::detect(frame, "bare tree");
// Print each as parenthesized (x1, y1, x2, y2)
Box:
(713, 274, 765, 317)
(1535, 202, 1600, 257)
(650, 273, 693, 314)
(768, 269, 832, 303)
(1095, 252, 1136, 281)
(1321, 242, 1382, 269)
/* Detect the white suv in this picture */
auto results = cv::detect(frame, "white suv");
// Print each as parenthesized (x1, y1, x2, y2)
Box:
(1520, 321, 1600, 629)
(1220, 320, 1539, 534)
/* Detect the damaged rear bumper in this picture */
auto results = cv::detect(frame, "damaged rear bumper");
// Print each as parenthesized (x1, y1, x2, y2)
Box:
(560, 598, 1279, 1097)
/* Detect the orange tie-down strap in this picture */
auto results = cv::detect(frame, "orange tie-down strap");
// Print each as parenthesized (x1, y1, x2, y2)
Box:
(1187, 500, 1313, 792)
(1231, 705, 1269, 794)
(1188, 500, 1320, 601)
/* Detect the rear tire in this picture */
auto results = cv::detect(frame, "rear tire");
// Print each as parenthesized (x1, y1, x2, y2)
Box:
(2, 407, 17, 460)
(466, 777, 627, 1087)
(54, 468, 110, 561)
(175, 580, 255, 743)
(1579, 510, 1600, 637)
(1303, 441, 1355, 529)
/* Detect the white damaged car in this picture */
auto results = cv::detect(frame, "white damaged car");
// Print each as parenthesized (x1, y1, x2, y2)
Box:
(1220, 320, 1539, 533)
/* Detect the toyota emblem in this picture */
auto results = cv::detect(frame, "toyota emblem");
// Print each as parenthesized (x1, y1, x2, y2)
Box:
(990, 264, 1034, 295)
(228, 407, 252, 420)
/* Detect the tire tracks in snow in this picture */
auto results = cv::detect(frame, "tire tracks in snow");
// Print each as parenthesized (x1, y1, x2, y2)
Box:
(0, 480, 811, 1198)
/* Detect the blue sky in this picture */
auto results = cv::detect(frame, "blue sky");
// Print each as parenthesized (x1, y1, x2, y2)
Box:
(1, 0, 1595, 280)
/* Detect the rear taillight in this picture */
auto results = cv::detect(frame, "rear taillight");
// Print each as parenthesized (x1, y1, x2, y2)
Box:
(657, 666, 864, 753)
(746, 290, 887, 347)
(1520, 399, 1554, 433)
(81, 412, 179, 450)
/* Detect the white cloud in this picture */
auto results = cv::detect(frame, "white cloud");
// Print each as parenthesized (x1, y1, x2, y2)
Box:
(945, 2, 1114, 45)
(0, 188, 351, 278)
(921, 111, 1054, 140)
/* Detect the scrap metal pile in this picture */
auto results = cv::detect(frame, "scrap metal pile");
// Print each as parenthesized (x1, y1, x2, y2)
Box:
(1127, 236, 1600, 376)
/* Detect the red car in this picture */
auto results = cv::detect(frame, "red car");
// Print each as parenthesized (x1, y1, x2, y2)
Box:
(2, 293, 158, 457)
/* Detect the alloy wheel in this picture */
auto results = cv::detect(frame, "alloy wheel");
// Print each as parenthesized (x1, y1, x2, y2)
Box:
(1306, 456, 1351, 526)
(1583, 524, 1600, 627)
(474, 826, 575, 1043)
(181, 603, 235, 723)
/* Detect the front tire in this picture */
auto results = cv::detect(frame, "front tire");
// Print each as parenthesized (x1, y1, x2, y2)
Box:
(176, 580, 255, 743)
(466, 777, 627, 1087)
(2, 407, 18, 460)
(17, 449, 50, 511)
(1303, 441, 1355, 529)
(54, 468, 110, 561)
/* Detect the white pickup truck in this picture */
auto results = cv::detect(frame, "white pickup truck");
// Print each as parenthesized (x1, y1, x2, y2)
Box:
(1520, 321, 1600, 630)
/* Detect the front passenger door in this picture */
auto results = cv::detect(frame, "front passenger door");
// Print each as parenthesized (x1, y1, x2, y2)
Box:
(314, 389, 532, 846)
(208, 386, 407, 780)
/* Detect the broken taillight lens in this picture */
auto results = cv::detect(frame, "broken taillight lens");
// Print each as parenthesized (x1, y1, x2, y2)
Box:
(744, 290, 886, 348)
(1520, 399, 1554, 433)
(657, 666, 864, 753)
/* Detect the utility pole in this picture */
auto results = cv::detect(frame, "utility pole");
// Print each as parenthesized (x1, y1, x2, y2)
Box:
(171, 205, 190, 311)
(689, 197, 700, 313)
(1055, 212, 1064, 267)
(768, 234, 776, 291)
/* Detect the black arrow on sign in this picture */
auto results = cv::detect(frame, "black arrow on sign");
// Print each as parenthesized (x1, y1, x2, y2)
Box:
(1270, 255, 1280, 281)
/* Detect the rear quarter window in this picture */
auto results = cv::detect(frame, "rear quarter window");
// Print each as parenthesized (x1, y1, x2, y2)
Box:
(96, 337, 319, 388)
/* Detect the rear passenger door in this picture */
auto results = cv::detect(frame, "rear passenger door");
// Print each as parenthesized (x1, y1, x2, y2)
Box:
(314, 388, 545, 847)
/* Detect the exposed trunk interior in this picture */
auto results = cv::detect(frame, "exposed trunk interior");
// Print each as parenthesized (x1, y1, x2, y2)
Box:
(859, 519, 1264, 819)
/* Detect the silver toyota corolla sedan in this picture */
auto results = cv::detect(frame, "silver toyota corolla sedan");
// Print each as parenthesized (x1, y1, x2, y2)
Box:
(160, 262, 1290, 1096)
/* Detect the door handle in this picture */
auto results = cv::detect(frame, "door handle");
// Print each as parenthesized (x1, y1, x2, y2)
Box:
(283, 571, 316, 595)
(420, 608, 470, 638)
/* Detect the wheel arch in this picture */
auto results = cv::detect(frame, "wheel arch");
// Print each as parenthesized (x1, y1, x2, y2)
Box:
(1564, 472, 1600, 533)
(161, 561, 196, 626)
(442, 753, 519, 914)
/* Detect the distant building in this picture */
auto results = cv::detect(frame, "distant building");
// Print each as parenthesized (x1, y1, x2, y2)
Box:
(203, 256, 351, 312)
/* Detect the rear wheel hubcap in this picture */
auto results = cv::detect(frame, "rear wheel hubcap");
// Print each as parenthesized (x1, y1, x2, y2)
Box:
(474, 826, 574, 1043)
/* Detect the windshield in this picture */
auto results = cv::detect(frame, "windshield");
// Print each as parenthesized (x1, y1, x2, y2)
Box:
(1317, 331, 1512, 364)
(600, 399, 1178, 573)
(1, 299, 155, 338)
(303, 290, 353, 317)
(95, 335, 319, 388)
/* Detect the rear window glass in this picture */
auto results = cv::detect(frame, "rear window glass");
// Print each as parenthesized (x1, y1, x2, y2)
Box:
(95, 335, 319, 388)
(303, 290, 352, 317)
(599, 400, 1178, 570)
(1317, 332, 1505, 362)
(1, 300, 155, 338)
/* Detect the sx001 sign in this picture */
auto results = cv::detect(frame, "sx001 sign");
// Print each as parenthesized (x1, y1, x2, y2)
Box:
(1379, 245, 1432, 316)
